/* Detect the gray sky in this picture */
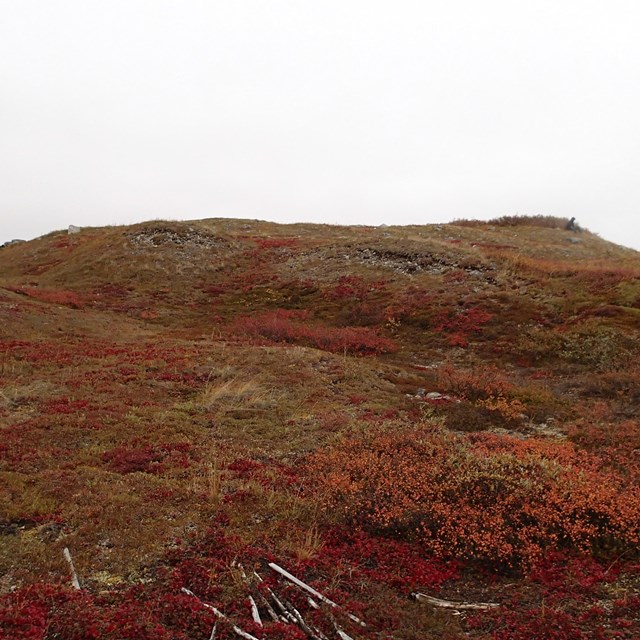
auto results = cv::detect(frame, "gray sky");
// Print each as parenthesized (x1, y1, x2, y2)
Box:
(1, 0, 639, 249)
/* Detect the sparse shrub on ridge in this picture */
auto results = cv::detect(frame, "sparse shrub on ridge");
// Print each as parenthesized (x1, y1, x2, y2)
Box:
(308, 423, 640, 569)
(452, 215, 581, 230)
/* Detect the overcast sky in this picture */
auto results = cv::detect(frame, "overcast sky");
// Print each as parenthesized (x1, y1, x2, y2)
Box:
(1, 1, 639, 249)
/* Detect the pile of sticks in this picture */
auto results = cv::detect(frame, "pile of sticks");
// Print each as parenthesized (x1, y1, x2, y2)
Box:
(182, 561, 366, 640)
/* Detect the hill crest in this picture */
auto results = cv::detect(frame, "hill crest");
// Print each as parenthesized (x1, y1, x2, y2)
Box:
(1, 215, 639, 639)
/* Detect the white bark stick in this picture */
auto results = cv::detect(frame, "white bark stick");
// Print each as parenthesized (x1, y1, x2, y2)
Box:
(256, 591, 280, 622)
(181, 588, 262, 640)
(330, 616, 355, 640)
(268, 562, 365, 627)
(412, 592, 499, 610)
(288, 603, 323, 640)
(267, 587, 297, 624)
(63, 547, 81, 590)
(249, 596, 262, 626)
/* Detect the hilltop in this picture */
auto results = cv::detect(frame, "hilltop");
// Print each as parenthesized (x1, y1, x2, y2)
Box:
(1, 216, 639, 639)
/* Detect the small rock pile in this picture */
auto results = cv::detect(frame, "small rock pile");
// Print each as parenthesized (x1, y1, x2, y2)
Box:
(126, 226, 230, 250)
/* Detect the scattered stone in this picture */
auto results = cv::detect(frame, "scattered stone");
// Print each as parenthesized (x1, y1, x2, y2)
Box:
(566, 237, 583, 244)
(126, 226, 230, 251)
(426, 392, 444, 400)
(415, 388, 426, 397)
(36, 522, 65, 543)
(0, 518, 36, 535)
(68, 225, 81, 234)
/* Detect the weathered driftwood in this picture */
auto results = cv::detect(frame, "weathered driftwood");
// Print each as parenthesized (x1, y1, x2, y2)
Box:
(63, 547, 81, 590)
(268, 562, 366, 627)
(328, 613, 355, 640)
(412, 592, 499, 610)
(248, 595, 262, 626)
(267, 586, 298, 624)
(285, 600, 325, 640)
(335, 628, 354, 640)
(181, 588, 260, 640)
(238, 566, 280, 623)
(256, 590, 281, 623)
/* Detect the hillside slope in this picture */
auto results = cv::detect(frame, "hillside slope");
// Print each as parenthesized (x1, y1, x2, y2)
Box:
(1, 216, 639, 639)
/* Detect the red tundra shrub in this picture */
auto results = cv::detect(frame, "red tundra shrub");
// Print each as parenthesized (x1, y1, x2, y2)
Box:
(0, 588, 49, 640)
(323, 275, 387, 302)
(433, 306, 493, 346)
(252, 237, 299, 250)
(0, 585, 100, 640)
(307, 424, 640, 569)
(102, 444, 163, 474)
(101, 441, 193, 474)
(234, 309, 397, 356)
(305, 528, 459, 592)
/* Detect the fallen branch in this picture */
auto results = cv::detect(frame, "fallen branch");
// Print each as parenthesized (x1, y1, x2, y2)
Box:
(412, 592, 499, 610)
(256, 590, 281, 623)
(248, 595, 262, 626)
(285, 599, 326, 640)
(63, 547, 81, 590)
(240, 567, 280, 623)
(329, 612, 355, 640)
(268, 562, 365, 627)
(181, 588, 262, 640)
(267, 586, 297, 624)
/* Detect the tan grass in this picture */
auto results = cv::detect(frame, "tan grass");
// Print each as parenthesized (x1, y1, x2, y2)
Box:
(291, 524, 324, 561)
(199, 376, 276, 411)
(188, 456, 226, 504)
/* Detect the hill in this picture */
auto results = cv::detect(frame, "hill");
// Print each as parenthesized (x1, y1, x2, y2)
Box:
(1, 216, 639, 639)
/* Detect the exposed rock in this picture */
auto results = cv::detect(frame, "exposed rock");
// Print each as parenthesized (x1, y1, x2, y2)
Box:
(36, 522, 65, 543)
(126, 226, 231, 251)
(68, 225, 81, 234)
(0, 518, 36, 536)
(0, 239, 25, 249)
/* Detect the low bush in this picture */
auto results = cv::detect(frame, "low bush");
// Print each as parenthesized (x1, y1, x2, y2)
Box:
(431, 306, 493, 347)
(559, 324, 635, 371)
(308, 424, 640, 569)
(452, 215, 577, 229)
(234, 309, 397, 356)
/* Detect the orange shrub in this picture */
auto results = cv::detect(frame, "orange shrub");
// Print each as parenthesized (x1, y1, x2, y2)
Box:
(307, 424, 640, 569)
(568, 417, 640, 483)
(436, 365, 527, 424)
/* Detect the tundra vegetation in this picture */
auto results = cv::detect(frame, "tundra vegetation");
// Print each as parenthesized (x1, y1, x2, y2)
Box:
(1, 215, 639, 639)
